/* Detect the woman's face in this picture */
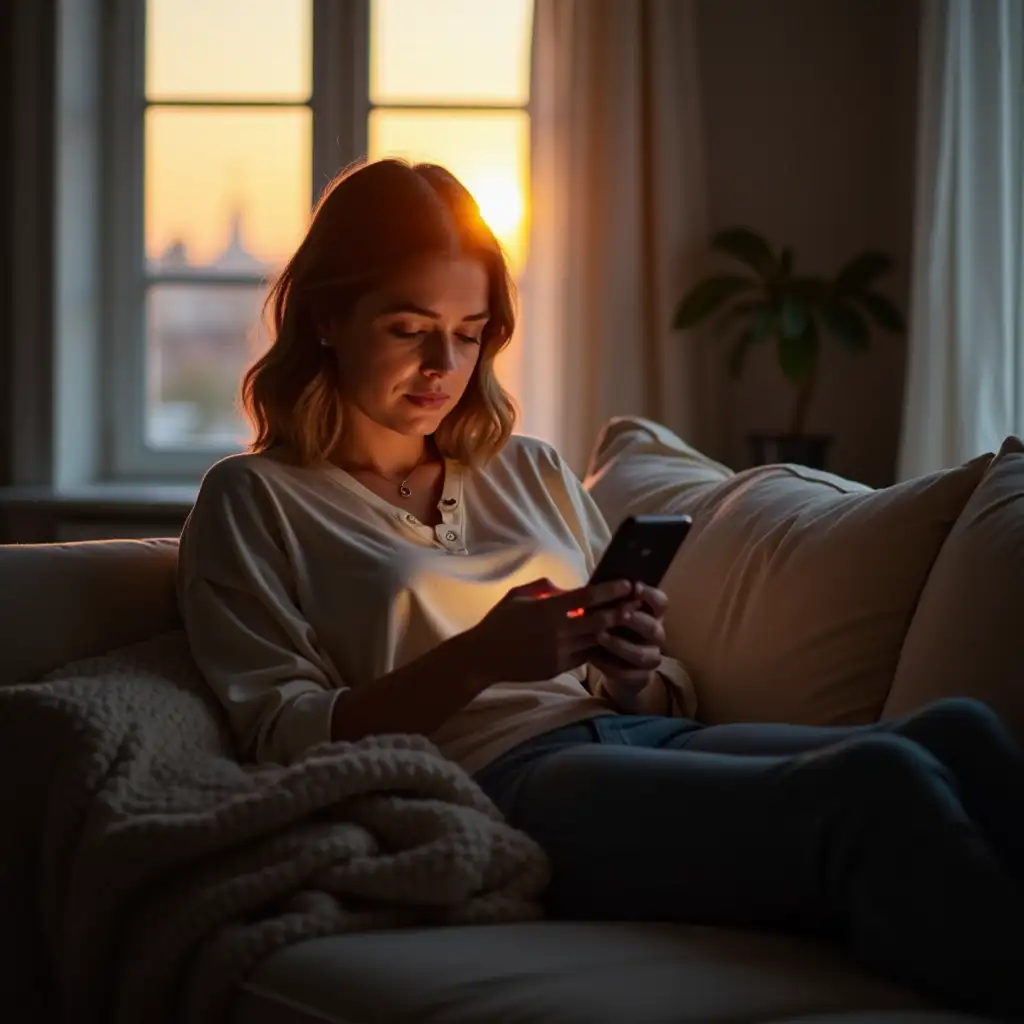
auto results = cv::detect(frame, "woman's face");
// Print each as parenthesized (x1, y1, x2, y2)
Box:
(330, 255, 489, 441)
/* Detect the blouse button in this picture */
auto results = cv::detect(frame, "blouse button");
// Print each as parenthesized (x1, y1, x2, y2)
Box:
(445, 530, 458, 542)
(405, 513, 417, 524)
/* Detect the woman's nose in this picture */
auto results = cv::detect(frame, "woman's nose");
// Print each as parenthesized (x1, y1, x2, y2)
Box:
(422, 332, 457, 375)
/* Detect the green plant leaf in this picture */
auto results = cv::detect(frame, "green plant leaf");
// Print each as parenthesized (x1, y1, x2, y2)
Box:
(727, 330, 756, 379)
(777, 323, 819, 383)
(672, 274, 756, 329)
(711, 228, 777, 280)
(835, 251, 893, 293)
(852, 290, 906, 333)
(778, 295, 810, 339)
(822, 300, 870, 349)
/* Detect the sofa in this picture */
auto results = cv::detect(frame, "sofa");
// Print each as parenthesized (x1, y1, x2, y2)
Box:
(2, 416, 1022, 1024)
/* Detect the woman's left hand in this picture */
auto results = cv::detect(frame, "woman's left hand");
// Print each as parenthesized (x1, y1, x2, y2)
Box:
(591, 582, 669, 703)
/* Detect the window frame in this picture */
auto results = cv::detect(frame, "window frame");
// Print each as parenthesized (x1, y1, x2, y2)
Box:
(100, 0, 532, 483)
(101, 0, 369, 482)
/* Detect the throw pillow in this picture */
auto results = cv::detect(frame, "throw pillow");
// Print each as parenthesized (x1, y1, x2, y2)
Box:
(585, 417, 992, 726)
(884, 436, 1024, 736)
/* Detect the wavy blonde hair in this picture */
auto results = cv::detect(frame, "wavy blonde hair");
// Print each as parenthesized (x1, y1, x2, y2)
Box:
(241, 159, 517, 466)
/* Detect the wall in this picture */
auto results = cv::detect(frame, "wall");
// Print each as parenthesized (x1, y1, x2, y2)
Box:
(697, 0, 920, 487)
(2, 0, 56, 495)
(0, 0, 13, 490)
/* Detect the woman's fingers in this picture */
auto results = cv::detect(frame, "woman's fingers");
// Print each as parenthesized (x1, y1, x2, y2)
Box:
(564, 603, 626, 639)
(596, 629, 663, 671)
(556, 579, 633, 616)
(563, 601, 663, 646)
(617, 608, 665, 647)
(635, 582, 668, 619)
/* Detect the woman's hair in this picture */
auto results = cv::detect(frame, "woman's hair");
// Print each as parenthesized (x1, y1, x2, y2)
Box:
(241, 158, 517, 466)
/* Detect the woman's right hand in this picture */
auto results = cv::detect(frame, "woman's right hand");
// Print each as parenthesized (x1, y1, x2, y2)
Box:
(465, 577, 635, 685)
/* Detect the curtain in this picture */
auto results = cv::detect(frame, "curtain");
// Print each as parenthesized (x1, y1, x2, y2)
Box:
(898, 0, 1024, 479)
(521, 0, 716, 473)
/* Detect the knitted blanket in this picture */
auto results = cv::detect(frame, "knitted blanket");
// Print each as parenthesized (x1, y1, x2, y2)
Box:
(0, 631, 550, 1024)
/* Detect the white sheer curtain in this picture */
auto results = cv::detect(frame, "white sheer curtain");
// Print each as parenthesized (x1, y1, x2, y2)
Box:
(898, 0, 1024, 479)
(520, 0, 715, 473)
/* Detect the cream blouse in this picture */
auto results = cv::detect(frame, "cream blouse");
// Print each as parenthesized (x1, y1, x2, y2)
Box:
(177, 434, 696, 774)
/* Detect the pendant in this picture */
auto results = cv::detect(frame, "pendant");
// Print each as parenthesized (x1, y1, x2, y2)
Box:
(398, 481, 412, 499)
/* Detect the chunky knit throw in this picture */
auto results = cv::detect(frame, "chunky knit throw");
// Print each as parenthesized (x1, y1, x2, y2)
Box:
(0, 631, 549, 1024)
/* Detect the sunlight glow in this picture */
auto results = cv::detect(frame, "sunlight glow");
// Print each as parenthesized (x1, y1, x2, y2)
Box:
(368, 108, 530, 276)
(471, 174, 525, 240)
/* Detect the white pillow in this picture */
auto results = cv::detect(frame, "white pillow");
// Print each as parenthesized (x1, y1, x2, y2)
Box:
(585, 417, 991, 726)
(884, 436, 1024, 736)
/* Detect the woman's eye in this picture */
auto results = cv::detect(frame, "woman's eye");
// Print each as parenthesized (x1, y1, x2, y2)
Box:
(388, 325, 480, 345)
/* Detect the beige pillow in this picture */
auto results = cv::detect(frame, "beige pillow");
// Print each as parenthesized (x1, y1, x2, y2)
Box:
(585, 416, 734, 524)
(884, 436, 1024, 736)
(585, 417, 992, 726)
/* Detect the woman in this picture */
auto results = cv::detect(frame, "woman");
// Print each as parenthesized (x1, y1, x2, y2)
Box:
(178, 158, 1021, 1017)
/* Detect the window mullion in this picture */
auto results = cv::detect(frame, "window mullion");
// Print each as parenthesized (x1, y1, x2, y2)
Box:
(103, 0, 148, 481)
(312, 0, 370, 201)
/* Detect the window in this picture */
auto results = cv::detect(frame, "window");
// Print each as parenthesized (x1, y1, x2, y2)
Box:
(368, 0, 533, 404)
(106, 0, 533, 480)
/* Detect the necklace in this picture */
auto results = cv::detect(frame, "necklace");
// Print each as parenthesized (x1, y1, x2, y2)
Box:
(365, 447, 431, 499)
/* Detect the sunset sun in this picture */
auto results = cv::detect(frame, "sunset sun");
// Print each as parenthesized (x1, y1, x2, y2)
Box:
(470, 174, 524, 241)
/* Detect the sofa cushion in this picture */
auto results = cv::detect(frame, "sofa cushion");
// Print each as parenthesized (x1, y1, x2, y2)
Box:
(585, 416, 734, 525)
(0, 538, 181, 684)
(884, 436, 1024, 735)
(585, 417, 991, 726)
(233, 921, 970, 1024)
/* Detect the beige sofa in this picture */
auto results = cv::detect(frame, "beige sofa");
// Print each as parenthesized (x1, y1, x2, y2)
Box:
(2, 416, 1021, 1024)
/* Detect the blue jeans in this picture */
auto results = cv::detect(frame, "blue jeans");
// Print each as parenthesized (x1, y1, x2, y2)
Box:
(475, 697, 1023, 1018)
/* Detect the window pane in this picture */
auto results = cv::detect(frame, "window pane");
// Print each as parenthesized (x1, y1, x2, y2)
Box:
(146, 107, 311, 271)
(146, 0, 312, 101)
(146, 283, 266, 449)
(370, 0, 533, 105)
(368, 109, 530, 275)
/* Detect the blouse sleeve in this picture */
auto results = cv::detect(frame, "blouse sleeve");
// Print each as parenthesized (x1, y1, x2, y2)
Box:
(547, 447, 699, 719)
(177, 459, 346, 765)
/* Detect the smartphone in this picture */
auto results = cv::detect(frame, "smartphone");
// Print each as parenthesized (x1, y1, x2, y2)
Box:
(588, 514, 692, 648)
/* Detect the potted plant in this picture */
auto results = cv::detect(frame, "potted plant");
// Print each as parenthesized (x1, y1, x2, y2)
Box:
(672, 227, 906, 469)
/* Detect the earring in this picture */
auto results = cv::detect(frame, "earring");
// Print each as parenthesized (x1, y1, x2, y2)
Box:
(319, 337, 330, 348)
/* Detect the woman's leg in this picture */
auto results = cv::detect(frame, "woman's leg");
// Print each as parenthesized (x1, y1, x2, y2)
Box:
(481, 729, 1021, 1018)
(674, 697, 1024, 879)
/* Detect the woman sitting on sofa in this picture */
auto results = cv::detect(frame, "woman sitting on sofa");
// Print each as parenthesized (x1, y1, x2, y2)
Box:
(178, 158, 1020, 1017)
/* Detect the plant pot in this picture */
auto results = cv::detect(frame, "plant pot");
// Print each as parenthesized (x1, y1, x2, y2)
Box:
(748, 433, 832, 470)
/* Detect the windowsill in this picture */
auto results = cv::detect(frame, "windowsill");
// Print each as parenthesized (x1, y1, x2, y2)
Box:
(0, 482, 198, 517)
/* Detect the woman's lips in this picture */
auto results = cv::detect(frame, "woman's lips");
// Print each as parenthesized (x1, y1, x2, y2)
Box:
(405, 393, 449, 408)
